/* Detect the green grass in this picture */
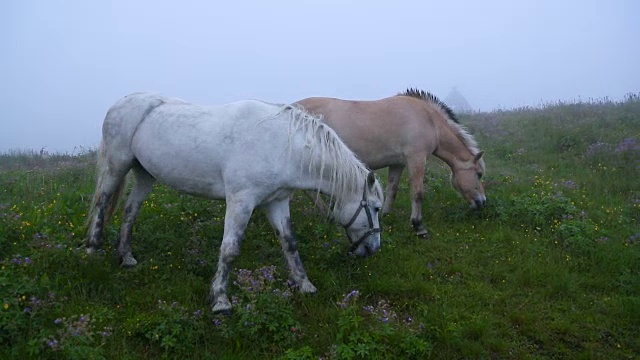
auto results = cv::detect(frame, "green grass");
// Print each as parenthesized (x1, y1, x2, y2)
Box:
(1, 94, 639, 359)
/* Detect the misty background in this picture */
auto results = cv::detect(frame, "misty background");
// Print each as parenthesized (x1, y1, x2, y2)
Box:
(1, 0, 638, 153)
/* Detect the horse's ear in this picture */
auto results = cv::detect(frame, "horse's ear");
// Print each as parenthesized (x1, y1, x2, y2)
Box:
(367, 170, 376, 187)
(474, 151, 484, 161)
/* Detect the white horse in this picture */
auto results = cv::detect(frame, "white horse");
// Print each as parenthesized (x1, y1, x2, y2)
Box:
(85, 93, 384, 314)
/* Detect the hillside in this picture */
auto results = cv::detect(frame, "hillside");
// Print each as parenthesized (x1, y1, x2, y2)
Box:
(1, 95, 639, 359)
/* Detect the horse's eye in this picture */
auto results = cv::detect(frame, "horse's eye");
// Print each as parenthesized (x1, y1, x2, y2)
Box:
(477, 173, 483, 180)
(374, 207, 382, 212)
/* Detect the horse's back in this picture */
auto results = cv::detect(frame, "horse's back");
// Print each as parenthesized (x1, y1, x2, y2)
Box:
(296, 96, 437, 169)
(123, 97, 291, 198)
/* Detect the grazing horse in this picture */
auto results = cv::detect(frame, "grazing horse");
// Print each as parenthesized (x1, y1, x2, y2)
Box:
(297, 88, 486, 236)
(85, 93, 384, 314)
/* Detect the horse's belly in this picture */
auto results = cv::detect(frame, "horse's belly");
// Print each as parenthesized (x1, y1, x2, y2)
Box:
(131, 129, 227, 199)
(140, 156, 226, 199)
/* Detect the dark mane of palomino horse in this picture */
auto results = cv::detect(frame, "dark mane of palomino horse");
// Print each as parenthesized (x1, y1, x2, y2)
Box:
(296, 88, 486, 236)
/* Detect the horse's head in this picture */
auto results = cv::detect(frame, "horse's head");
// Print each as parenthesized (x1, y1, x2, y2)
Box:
(336, 171, 384, 256)
(451, 151, 486, 209)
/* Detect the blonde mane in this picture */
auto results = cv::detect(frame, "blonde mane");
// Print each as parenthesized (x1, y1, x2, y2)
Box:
(399, 88, 480, 155)
(280, 104, 382, 209)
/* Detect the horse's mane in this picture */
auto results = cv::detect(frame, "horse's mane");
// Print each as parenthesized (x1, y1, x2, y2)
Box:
(280, 104, 382, 209)
(398, 88, 480, 155)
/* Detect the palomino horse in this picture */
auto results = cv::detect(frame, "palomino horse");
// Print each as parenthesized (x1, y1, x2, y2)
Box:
(85, 93, 384, 314)
(297, 88, 485, 236)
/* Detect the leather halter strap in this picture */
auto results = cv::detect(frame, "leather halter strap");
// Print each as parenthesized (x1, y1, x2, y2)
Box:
(343, 179, 382, 253)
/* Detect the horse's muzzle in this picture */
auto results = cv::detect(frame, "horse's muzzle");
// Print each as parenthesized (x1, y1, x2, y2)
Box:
(471, 197, 487, 209)
(348, 228, 382, 256)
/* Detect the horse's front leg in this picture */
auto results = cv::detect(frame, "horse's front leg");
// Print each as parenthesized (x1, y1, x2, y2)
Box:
(211, 199, 254, 315)
(264, 198, 317, 293)
(407, 156, 428, 237)
(382, 165, 404, 215)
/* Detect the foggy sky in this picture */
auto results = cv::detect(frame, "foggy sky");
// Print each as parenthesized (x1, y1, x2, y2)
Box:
(1, 0, 638, 153)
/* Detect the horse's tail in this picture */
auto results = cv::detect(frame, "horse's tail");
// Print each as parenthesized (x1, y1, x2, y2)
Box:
(85, 140, 129, 229)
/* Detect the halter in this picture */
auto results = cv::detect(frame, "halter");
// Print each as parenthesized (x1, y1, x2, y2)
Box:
(343, 179, 382, 253)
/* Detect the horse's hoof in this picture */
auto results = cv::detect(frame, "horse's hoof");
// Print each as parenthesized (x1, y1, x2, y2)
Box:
(84, 246, 97, 254)
(416, 230, 429, 238)
(213, 308, 232, 316)
(299, 280, 317, 294)
(212, 304, 232, 316)
(120, 253, 138, 267)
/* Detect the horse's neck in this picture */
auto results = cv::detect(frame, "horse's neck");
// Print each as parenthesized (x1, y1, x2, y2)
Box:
(293, 148, 361, 205)
(432, 121, 473, 169)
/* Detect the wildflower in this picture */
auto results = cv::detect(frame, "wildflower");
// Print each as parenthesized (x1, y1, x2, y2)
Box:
(47, 339, 58, 348)
(24, 307, 31, 314)
(338, 290, 360, 308)
(615, 138, 638, 153)
(54, 318, 62, 325)
(213, 319, 222, 326)
(3, 303, 9, 310)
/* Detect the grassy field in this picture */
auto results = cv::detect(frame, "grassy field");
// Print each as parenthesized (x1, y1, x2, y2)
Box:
(1, 95, 639, 359)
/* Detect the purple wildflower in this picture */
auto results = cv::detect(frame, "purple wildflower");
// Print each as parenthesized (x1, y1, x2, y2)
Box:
(587, 141, 611, 156)
(615, 138, 639, 153)
(54, 318, 62, 325)
(338, 290, 360, 308)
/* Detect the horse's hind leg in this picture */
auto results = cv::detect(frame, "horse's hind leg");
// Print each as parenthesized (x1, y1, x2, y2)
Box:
(264, 197, 317, 293)
(117, 164, 155, 267)
(407, 156, 428, 237)
(86, 167, 129, 253)
(382, 165, 404, 215)
(211, 196, 254, 315)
